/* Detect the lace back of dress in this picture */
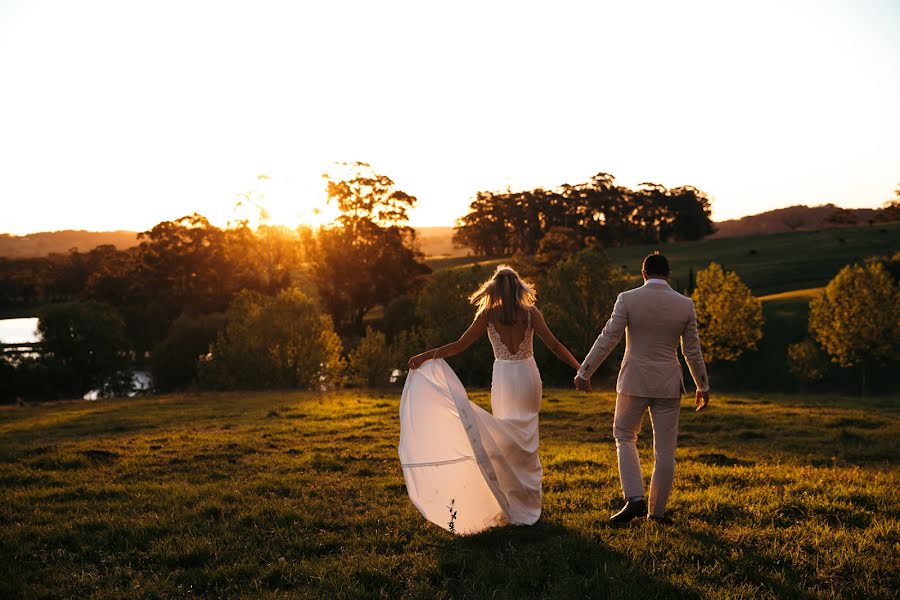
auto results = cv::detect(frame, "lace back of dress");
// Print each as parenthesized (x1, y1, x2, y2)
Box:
(487, 308, 534, 360)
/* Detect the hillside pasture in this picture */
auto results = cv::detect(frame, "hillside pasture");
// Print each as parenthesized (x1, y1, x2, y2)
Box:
(432, 223, 900, 297)
(1, 389, 897, 598)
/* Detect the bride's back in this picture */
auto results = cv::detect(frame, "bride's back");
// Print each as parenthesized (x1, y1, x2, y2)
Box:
(487, 305, 533, 359)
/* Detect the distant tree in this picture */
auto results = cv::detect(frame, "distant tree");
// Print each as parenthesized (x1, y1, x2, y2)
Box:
(452, 190, 516, 255)
(38, 302, 133, 398)
(663, 185, 716, 241)
(808, 262, 900, 392)
(874, 187, 900, 223)
(787, 339, 829, 383)
(692, 263, 764, 362)
(199, 289, 344, 390)
(823, 208, 859, 227)
(534, 226, 583, 271)
(382, 294, 418, 341)
(347, 326, 396, 387)
(312, 163, 430, 334)
(135, 214, 231, 315)
(452, 172, 714, 255)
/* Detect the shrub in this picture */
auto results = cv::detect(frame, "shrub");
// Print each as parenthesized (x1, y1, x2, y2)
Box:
(150, 312, 227, 392)
(347, 327, 396, 387)
(199, 289, 344, 390)
(787, 339, 828, 382)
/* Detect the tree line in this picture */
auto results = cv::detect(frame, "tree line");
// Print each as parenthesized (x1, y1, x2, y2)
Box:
(452, 172, 715, 256)
(1, 167, 897, 401)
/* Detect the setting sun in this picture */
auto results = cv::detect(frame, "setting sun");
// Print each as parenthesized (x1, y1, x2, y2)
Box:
(227, 172, 340, 231)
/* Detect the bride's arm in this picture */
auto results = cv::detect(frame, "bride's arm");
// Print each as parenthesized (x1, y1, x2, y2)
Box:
(531, 307, 581, 370)
(408, 311, 488, 369)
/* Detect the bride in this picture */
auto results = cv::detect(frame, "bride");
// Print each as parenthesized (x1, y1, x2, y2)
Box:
(400, 265, 581, 534)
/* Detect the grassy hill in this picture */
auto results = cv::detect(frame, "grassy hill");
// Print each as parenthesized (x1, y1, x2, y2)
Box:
(1, 389, 896, 598)
(430, 222, 900, 296)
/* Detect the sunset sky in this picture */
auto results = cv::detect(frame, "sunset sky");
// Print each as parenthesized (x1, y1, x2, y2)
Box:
(1, 0, 899, 235)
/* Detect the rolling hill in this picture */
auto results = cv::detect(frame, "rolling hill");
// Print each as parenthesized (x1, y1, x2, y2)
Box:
(0, 230, 140, 258)
(710, 204, 882, 238)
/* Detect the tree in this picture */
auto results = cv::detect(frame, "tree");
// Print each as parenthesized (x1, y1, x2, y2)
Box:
(808, 262, 900, 392)
(312, 163, 431, 334)
(663, 186, 715, 241)
(452, 172, 715, 256)
(38, 302, 133, 398)
(540, 248, 627, 383)
(692, 263, 764, 362)
(199, 289, 344, 390)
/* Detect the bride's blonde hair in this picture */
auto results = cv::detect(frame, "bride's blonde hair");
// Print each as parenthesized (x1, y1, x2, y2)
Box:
(469, 265, 536, 326)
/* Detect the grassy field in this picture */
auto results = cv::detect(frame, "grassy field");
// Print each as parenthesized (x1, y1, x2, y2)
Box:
(429, 223, 900, 296)
(1, 389, 897, 599)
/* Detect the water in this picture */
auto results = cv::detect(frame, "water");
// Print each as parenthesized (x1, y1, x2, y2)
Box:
(83, 370, 152, 400)
(0, 317, 40, 344)
(1, 317, 153, 399)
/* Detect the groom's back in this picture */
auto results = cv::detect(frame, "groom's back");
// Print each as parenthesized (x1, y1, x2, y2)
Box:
(617, 282, 695, 397)
(622, 283, 694, 359)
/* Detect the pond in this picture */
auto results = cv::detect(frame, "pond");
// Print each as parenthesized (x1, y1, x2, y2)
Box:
(0, 317, 40, 344)
(1, 316, 151, 399)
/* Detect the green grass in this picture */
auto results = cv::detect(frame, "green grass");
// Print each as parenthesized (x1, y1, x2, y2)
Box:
(606, 223, 900, 295)
(438, 223, 900, 295)
(1, 389, 898, 599)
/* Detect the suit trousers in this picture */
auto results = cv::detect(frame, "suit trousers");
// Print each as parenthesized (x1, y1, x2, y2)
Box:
(613, 393, 681, 516)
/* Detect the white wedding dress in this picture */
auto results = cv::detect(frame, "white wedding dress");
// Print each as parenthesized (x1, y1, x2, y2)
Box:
(398, 311, 543, 534)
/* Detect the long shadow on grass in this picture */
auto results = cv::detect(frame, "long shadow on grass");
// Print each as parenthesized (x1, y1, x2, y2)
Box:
(676, 525, 818, 600)
(437, 519, 698, 599)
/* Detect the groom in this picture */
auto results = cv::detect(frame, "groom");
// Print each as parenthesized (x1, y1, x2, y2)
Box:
(574, 252, 710, 523)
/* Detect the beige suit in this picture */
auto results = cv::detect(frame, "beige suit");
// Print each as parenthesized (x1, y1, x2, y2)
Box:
(577, 280, 708, 395)
(577, 279, 709, 516)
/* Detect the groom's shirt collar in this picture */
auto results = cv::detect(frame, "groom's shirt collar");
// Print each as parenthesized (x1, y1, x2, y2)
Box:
(644, 278, 669, 286)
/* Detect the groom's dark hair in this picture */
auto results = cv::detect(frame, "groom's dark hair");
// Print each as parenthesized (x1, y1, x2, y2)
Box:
(642, 252, 670, 277)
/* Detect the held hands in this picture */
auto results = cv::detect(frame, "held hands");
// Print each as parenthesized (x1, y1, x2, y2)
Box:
(695, 389, 710, 412)
(573, 375, 592, 393)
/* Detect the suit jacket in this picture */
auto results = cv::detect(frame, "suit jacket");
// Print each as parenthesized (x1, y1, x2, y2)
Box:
(577, 279, 709, 398)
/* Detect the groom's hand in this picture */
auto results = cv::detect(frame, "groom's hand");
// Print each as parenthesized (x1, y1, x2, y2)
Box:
(574, 375, 592, 393)
(695, 389, 710, 412)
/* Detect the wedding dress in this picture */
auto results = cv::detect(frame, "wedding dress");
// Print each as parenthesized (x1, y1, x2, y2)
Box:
(398, 310, 543, 534)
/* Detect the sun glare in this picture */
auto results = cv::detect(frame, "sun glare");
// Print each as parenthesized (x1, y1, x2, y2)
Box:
(227, 173, 340, 231)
